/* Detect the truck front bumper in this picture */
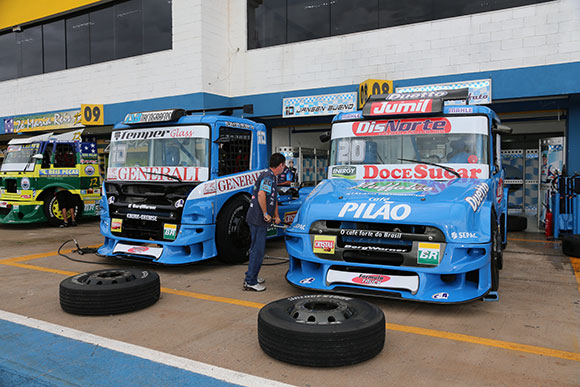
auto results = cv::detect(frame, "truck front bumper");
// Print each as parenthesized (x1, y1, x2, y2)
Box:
(285, 232, 493, 303)
(0, 200, 46, 224)
(98, 219, 217, 265)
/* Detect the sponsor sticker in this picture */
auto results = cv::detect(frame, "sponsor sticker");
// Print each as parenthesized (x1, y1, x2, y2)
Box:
(331, 166, 356, 179)
(465, 183, 489, 212)
(39, 169, 80, 176)
(353, 181, 432, 195)
(417, 242, 440, 265)
(284, 211, 297, 224)
(313, 235, 336, 254)
(432, 292, 449, 300)
(352, 274, 391, 285)
(338, 201, 411, 220)
(352, 117, 450, 136)
(128, 246, 150, 253)
(21, 178, 30, 190)
(111, 218, 123, 232)
(84, 165, 95, 176)
(163, 224, 177, 240)
(299, 277, 315, 284)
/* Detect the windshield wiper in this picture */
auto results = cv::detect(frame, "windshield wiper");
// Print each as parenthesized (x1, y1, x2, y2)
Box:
(398, 158, 461, 179)
(142, 170, 183, 182)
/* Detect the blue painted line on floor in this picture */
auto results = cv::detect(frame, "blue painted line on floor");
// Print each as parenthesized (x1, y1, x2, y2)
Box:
(0, 319, 240, 387)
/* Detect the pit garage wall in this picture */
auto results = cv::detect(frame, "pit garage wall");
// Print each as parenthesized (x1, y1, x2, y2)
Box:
(567, 95, 580, 175)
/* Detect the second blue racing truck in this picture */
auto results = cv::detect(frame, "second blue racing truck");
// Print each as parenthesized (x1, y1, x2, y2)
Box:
(284, 89, 510, 303)
(97, 107, 304, 264)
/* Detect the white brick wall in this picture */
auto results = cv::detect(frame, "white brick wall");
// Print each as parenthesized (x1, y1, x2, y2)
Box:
(1, 0, 579, 117)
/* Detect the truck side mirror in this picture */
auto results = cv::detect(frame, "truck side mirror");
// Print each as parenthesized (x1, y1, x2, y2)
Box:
(320, 132, 331, 143)
(493, 124, 512, 135)
(214, 135, 230, 144)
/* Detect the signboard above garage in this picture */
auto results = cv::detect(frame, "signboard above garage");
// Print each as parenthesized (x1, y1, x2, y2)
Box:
(283, 92, 357, 118)
(396, 79, 492, 105)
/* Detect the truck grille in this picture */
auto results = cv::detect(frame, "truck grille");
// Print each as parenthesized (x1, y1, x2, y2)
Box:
(105, 181, 198, 241)
(310, 220, 446, 266)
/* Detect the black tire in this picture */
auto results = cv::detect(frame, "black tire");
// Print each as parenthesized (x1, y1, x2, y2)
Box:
(507, 214, 527, 232)
(59, 269, 160, 315)
(44, 191, 81, 226)
(258, 295, 385, 367)
(562, 234, 580, 258)
(215, 196, 251, 264)
(491, 213, 501, 291)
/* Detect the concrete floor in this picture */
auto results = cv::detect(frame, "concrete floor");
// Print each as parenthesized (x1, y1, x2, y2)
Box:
(0, 219, 579, 386)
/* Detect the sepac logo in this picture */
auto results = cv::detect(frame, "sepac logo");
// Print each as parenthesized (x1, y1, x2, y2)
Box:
(370, 99, 433, 115)
(313, 235, 336, 254)
(352, 274, 391, 286)
(352, 118, 450, 136)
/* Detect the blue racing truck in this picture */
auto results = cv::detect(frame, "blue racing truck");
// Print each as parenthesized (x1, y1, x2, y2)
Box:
(98, 107, 304, 264)
(285, 89, 510, 303)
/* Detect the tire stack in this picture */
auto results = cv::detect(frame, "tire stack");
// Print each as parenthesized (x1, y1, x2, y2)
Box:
(258, 295, 385, 367)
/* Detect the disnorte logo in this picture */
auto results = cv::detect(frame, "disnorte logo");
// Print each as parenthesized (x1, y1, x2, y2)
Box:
(352, 118, 450, 136)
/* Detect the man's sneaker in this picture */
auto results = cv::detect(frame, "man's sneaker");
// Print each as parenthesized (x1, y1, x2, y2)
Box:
(59, 223, 69, 228)
(257, 277, 265, 284)
(243, 282, 266, 292)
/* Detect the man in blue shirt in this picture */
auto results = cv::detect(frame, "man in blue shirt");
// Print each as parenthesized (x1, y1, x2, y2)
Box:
(244, 153, 286, 291)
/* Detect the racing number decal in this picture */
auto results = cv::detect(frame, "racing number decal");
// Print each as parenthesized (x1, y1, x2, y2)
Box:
(89, 177, 99, 187)
(358, 79, 393, 109)
(81, 104, 104, 125)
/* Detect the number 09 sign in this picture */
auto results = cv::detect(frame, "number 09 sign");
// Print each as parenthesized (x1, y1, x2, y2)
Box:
(358, 79, 393, 109)
(81, 104, 104, 126)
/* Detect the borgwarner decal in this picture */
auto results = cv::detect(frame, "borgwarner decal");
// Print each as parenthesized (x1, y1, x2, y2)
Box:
(107, 166, 208, 182)
(338, 201, 411, 220)
(465, 183, 489, 212)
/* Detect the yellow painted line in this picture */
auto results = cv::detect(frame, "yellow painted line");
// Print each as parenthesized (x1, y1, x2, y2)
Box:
(2, 262, 78, 277)
(569, 257, 580, 295)
(1, 257, 579, 363)
(507, 237, 560, 244)
(0, 244, 102, 264)
(161, 287, 265, 309)
(388, 323, 580, 363)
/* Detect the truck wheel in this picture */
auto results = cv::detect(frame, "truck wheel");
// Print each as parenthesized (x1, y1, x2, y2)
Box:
(562, 234, 580, 258)
(216, 196, 251, 264)
(258, 295, 385, 367)
(59, 269, 160, 315)
(491, 215, 501, 291)
(507, 214, 527, 232)
(43, 194, 62, 226)
(44, 191, 81, 226)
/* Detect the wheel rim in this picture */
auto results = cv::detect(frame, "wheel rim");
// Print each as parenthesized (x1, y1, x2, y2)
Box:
(288, 299, 355, 324)
(73, 270, 136, 286)
(50, 197, 64, 220)
(228, 205, 250, 249)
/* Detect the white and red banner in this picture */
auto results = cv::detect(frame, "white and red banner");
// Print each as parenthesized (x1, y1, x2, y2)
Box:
(331, 116, 488, 139)
(107, 166, 208, 182)
(329, 163, 489, 180)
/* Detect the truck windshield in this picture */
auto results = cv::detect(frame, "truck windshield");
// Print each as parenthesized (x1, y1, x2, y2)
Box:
(330, 116, 489, 166)
(1, 143, 40, 172)
(109, 126, 210, 169)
